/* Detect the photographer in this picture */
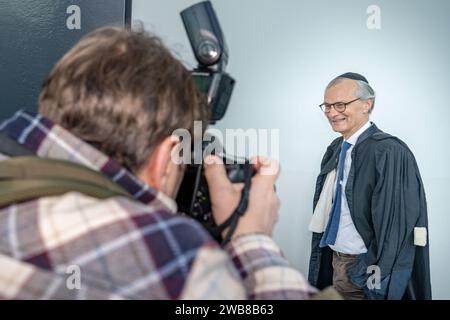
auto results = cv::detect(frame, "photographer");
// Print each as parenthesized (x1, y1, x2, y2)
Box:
(0, 27, 318, 299)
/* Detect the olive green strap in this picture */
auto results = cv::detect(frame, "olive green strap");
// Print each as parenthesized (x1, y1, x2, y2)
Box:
(0, 156, 132, 207)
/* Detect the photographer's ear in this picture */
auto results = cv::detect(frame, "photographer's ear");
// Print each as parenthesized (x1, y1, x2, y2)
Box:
(137, 135, 185, 198)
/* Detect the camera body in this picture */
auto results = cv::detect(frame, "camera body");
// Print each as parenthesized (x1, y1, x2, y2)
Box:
(176, 1, 253, 242)
(176, 158, 253, 241)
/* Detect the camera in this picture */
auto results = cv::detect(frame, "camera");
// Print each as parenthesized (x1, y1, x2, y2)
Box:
(180, 0, 234, 124)
(176, 1, 254, 244)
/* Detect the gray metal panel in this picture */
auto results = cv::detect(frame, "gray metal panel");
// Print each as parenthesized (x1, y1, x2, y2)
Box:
(0, 0, 131, 119)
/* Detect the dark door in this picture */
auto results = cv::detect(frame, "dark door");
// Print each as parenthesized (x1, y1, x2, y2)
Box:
(0, 0, 132, 119)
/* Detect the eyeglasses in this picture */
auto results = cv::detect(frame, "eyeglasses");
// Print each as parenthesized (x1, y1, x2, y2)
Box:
(318, 97, 360, 113)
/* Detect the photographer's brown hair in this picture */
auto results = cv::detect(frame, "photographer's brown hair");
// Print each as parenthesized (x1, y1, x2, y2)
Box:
(39, 26, 208, 173)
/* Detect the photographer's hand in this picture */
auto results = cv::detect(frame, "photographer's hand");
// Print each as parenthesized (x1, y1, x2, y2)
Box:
(204, 156, 318, 300)
(204, 155, 280, 239)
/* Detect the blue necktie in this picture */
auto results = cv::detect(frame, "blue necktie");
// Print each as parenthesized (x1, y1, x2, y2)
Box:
(320, 141, 352, 247)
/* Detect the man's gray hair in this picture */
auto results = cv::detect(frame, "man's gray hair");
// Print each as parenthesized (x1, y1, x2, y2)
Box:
(326, 77, 376, 113)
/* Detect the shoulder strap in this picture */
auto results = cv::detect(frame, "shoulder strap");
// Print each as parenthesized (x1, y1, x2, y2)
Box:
(0, 133, 34, 156)
(0, 156, 132, 207)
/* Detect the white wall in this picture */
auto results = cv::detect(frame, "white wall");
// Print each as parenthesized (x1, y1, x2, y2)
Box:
(132, 0, 450, 299)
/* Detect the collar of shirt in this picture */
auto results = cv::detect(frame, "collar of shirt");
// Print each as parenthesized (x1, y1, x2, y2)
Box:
(345, 121, 372, 146)
(0, 109, 177, 212)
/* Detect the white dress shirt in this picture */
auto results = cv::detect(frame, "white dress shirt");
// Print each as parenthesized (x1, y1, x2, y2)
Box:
(329, 121, 372, 254)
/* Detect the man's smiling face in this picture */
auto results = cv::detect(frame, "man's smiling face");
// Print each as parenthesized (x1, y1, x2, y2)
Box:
(324, 79, 370, 139)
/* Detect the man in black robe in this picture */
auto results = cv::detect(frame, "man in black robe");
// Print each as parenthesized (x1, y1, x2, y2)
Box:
(308, 72, 431, 300)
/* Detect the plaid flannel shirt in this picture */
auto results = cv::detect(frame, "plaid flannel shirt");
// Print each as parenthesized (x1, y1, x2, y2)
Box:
(0, 110, 316, 300)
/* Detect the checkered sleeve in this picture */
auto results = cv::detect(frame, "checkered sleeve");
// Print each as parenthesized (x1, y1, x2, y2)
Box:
(224, 234, 318, 299)
(179, 244, 247, 299)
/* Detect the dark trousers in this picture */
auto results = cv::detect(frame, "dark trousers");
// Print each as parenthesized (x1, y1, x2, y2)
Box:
(332, 251, 366, 300)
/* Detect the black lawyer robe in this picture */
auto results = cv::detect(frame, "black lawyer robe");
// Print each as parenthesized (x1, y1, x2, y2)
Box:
(308, 124, 431, 300)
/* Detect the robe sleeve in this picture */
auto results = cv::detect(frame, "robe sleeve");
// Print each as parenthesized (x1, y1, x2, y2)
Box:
(367, 140, 429, 299)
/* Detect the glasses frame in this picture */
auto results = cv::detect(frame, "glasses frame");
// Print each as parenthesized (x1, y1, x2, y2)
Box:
(318, 97, 361, 113)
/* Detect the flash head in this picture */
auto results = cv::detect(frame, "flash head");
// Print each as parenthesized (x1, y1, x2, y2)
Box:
(181, 1, 228, 68)
(181, 1, 235, 124)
